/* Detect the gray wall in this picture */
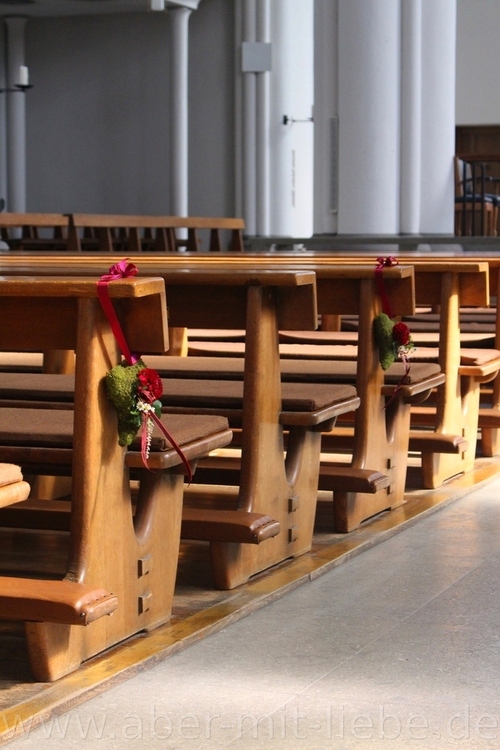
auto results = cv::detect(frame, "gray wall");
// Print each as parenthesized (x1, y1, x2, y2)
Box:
(24, 0, 235, 216)
(456, 0, 500, 125)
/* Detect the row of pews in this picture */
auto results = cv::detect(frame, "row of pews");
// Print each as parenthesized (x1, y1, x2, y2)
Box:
(0, 212, 498, 684)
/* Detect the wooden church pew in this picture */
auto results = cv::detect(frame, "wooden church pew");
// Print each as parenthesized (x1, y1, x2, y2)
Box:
(0, 275, 233, 680)
(0, 262, 365, 585)
(0, 212, 69, 251)
(0, 255, 448, 533)
(171, 255, 495, 490)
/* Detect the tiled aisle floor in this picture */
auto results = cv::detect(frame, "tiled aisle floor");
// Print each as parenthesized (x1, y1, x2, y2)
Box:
(5, 476, 500, 749)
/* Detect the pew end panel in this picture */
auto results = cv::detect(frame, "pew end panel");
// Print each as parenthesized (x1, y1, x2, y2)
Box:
(0, 276, 210, 681)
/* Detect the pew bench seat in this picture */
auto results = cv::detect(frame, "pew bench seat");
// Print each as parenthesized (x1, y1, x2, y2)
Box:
(181, 508, 280, 544)
(0, 407, 231, 470)
(184, 340, 500, 375)
(0, 372, 360, 427)
(0, 498, 280, 547)
(144, 355, 444, 402)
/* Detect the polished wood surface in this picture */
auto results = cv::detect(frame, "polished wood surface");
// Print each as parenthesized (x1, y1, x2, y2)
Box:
(0, 275, 229, 681)
(0, 263, 358, 589)
(0, 255, 428, 533)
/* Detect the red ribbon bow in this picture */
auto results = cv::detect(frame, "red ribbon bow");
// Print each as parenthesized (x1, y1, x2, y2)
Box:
(100, 259, 138, 284)
(97, 259, 139, 365)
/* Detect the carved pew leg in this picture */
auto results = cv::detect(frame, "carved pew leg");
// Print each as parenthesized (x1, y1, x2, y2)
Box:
(209, 427, 323, 590)
(22, 470, 185, 681)
(480, 425, 500, 457)
(421, 376, 479, 489)
(25, 622, 84, 682)
(333, 397, 411, 533)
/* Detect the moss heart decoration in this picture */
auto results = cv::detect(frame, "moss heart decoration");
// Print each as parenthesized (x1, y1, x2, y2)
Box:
(373, 313, 414, 371)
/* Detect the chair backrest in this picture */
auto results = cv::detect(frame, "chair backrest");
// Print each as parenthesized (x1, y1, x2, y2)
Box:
(454, 156, 473, 198)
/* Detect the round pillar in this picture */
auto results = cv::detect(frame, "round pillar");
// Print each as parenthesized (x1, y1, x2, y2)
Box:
(5, 16, 27, 213)
(400, 0, 422, 234)
(420, 0, 456, 233)
(337, 0, 400, 234)
(170, 7, 192, 217)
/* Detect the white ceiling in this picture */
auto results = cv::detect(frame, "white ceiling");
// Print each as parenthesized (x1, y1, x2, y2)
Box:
(0, 0, 201, 18)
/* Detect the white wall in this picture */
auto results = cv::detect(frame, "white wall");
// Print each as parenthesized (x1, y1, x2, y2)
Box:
(456, 0, 500, 125)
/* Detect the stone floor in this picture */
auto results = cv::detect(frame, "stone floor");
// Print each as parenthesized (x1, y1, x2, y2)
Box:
(0, 458, 499, 748)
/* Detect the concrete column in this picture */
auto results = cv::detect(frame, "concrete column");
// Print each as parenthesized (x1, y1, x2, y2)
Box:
(242, 0, 257, 235)
(256, 0, 270, 236)
(337, 0, 400, 234)
(420, 0, 456, 233)
(0, 24, 7, 208)
(5, 17, 27, 213)
(400, 0, 422, 234)
(169, 6, 191, 217)
(238, 0, 313, 238)
(269, 0, 314, 237)
(313, 0, 338, 235)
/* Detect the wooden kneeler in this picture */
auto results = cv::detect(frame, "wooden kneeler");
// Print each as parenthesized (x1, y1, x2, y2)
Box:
(0, 277, 234, 681)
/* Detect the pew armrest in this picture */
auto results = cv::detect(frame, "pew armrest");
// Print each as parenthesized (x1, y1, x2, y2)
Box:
(181, 508, 280, 544)
(0, 578, 118, 625)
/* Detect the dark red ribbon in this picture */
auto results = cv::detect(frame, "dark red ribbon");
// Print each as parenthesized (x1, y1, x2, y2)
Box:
(97, 259, 139, 365)
(385, 353, 411, 410)
(98, 259, 192, 481)
(375, 256, 399, 318)
(374, 257, 412, 408)
(141, 408, 193, 483)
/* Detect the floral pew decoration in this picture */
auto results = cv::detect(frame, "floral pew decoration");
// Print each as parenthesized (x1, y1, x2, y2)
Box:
(372, 257, 415, 408)
(97, 259, 192, 480)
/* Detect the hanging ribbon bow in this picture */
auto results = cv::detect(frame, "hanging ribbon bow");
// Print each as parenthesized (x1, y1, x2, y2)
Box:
(98, 260, 192, 481)
(97, 259, 139, 365)
(375, 256, 399, 319)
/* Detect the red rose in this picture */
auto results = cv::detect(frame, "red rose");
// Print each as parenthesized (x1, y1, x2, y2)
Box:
(137, 368, 163, 400)
(392, 322, 411, 347)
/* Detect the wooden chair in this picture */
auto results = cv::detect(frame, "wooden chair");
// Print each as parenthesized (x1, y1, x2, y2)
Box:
(454, 157, 498, 236)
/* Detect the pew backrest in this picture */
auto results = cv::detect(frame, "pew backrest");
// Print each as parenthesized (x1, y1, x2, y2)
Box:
(0, 213, 69, 247)
(68, 214, 245, 254)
